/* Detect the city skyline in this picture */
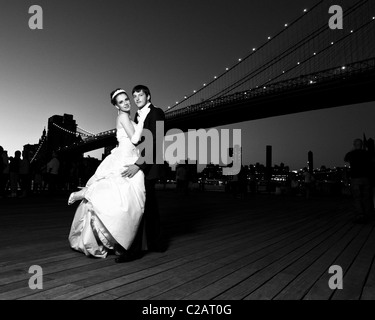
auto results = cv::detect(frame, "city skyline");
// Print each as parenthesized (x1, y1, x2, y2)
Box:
(1, 0, 374, 170)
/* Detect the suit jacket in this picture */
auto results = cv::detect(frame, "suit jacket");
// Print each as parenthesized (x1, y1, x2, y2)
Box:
(135, 104, 165, 180)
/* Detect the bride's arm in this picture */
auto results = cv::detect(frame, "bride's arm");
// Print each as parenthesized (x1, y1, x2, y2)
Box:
(118, 113, 135, 138)
(118, 113, 145, 145)
(130, 119, 146, 145)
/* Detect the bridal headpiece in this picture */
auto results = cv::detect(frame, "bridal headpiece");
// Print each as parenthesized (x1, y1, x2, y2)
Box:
(111, 89, 127, 100)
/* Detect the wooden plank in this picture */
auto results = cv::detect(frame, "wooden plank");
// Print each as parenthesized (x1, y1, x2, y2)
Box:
(183, 212, 350, 300)
(50, 225, 280, 300)
(47, 205, 316, 300)
(303, 223, 374, 300)
(117, 208, 342, 300)
(84, 292, 119, 300)
(18, 284, 83, 300)
(2, 208, 294, 299)
(332, 223, 375, 300)
(273, 223, 360, 300)
(0, 192, 360, 300)
(213, 218, 352, 300)
(246, 219, 354, 300)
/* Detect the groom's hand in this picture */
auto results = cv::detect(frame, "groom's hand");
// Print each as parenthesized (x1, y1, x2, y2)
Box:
(122, 164, 140, 179)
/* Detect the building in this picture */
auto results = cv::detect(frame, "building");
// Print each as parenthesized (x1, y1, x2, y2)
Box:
(47, 114, 78, 155)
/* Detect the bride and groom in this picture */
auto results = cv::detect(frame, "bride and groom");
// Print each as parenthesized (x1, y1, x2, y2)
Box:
(68, 85, 165, 263)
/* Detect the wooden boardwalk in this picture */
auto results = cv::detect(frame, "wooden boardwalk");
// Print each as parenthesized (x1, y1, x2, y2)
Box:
(0, 191, 374, 300)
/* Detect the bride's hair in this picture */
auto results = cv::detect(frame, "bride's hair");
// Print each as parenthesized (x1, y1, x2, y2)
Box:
(110, 88, 128, 106)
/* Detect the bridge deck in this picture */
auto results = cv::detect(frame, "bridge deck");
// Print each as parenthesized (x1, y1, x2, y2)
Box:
(0, 192, 374, 300)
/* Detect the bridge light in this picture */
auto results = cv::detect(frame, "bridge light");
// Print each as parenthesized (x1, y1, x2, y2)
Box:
(184, 96, 187, 99)
(268, 36, 271, 40)
(203, 83, 206, 86)
(313, 52, 316, 55)
(214, 76, 217, 79)
(252, 48, 256, 51)
(303, 8, 307, 12)
(331, 42, 334, 45)
(341, 66, 346, 70)
(350, 30, 354, 33)
(284, 23, 288, 27)
(238, 58, 242, 62)
(297, 62, 300, 65)
(225, 67, 229, 71)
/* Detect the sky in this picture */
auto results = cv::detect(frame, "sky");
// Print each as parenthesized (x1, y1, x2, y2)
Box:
(0, 0, 374, 170)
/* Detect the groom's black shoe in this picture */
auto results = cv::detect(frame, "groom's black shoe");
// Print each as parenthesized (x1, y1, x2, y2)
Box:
(115, 250, 143, 263)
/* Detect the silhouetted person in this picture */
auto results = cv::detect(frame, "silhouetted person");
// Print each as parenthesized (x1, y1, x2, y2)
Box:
(248, 165, 257, 194)
(290, 173, 299, 196)
(367, 139, 375, 212)
(31, 158, 43, 194)
(9, 151, 21, 198)
(238, 166, 248, 198)
(344, 139, 373, 224)
(2, 150, 9, 196)
(303, 167, 314, 199)
(19, 151, 31, 198)
(0, 146, 6, 199)
(46, 152, 60, 194)
(176, 162, 189, 195)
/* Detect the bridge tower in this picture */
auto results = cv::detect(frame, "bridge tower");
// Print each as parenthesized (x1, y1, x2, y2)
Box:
(47, 114, 79, 156)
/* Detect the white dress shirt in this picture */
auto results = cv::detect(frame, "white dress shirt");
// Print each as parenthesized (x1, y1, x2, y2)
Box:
(137, 102, 151, 120)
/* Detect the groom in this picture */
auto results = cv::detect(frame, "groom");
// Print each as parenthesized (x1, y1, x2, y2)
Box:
(116, 85, 165, 263)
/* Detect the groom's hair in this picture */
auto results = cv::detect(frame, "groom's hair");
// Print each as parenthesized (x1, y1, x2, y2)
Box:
(132, 85, 151, 101)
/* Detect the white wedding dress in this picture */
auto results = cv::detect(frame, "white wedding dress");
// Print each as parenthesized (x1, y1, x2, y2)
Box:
(68, 125, 146, 258)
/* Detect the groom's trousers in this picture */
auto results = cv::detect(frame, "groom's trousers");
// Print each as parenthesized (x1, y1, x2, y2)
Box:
(131, 179, 161, 252)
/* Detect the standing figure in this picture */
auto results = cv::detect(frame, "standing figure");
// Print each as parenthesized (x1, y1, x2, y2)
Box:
(344, 139, 373, 224)
(9, 151, 21, 198)
(118, 85, 166, 263)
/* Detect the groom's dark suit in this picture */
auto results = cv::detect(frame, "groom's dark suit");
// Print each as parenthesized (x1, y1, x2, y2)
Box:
(131, 104, 165, 252)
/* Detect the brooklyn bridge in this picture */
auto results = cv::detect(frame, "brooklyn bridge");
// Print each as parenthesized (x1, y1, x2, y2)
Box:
(26, 0, 375, 161)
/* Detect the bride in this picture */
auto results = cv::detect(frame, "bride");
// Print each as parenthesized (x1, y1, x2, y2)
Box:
(68, 88, 149, 258)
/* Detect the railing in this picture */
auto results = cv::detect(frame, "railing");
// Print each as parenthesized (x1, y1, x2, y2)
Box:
(57, 129, 117, 152)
